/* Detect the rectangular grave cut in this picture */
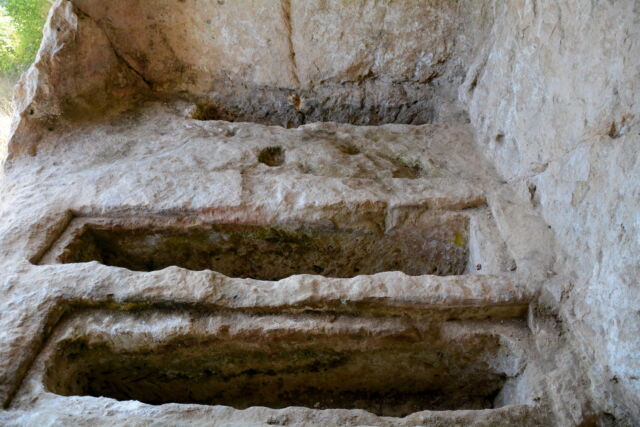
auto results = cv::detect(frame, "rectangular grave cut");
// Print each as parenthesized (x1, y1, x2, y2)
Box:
(40, 216, 470, 279)
(43, 311, 525, 417)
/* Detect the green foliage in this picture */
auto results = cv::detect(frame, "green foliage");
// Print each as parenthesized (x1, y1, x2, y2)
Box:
(0, 7, 19, 73)
(0, 0, 50, 75)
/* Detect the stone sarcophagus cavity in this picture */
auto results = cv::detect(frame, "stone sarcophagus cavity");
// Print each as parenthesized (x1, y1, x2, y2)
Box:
(41, 311, 528, 416)
(38, 214, 470, 278)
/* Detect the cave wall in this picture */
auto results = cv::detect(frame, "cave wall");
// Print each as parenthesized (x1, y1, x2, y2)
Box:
(8, 0, 495, 157)
(462, 0, 640, 421)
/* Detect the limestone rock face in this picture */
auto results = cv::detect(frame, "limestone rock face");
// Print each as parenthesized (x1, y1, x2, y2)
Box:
(462, 1, 640, 424)
(9, 1, 148, 157)
(0, 0, 638, 426)
(8, 0, 492, 157)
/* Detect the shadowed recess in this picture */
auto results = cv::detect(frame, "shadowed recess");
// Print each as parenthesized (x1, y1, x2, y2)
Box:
(44, 315, 511, 416)
(52, 218, 470, 279)
(188, 82, 444, 129)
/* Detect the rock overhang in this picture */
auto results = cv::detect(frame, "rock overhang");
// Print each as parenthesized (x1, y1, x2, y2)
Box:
(7, 0, 492, 157)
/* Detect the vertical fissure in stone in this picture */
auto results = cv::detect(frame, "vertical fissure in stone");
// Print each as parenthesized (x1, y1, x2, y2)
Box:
(281, 0, 300, 87)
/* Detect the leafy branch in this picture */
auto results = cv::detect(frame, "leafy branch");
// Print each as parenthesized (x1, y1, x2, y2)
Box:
(0, 0, 51, 76)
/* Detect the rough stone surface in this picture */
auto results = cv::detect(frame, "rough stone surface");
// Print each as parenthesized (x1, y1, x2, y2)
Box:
(0, 0, 638, 426)
(461, 1, 640, 424)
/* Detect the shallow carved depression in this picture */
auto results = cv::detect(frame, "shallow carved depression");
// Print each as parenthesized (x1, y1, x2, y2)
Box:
(44, 216, 469, 279)
(43, 312, 521, 416)
(189, 82, 445, 129)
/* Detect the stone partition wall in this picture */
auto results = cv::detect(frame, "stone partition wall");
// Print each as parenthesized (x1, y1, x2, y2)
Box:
(0, 1, 637, 426)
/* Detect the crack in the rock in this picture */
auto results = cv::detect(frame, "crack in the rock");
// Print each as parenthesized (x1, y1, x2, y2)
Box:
(108, 42, 153, 89)
(281, 0, 300, 87)
(69, 1, 152, 89)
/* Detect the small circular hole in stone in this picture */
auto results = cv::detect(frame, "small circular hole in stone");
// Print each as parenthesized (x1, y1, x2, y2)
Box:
(258, 146, 285, 167)
(337, 142, 361, 155)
